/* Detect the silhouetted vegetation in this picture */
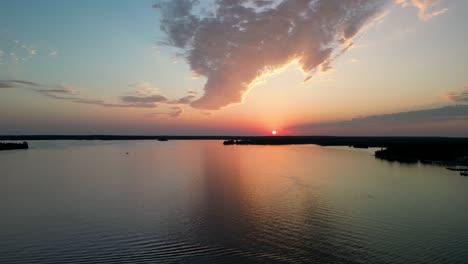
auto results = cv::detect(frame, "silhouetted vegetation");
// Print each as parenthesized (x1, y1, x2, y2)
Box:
(1, 135, 468, 166)
(0, 142, 28, 151)
(221, 136, 468, 166)
(0, 135, 239, 141)
(374, 144, 468, 165)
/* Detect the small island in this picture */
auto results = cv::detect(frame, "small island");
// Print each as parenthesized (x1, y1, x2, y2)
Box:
(0, 142, 29, 151)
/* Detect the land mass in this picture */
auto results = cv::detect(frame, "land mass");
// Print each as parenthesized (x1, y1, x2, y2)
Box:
(1, 135, 467, 166)
(0, 142, 29, 151)
(222, 136, 468, 165)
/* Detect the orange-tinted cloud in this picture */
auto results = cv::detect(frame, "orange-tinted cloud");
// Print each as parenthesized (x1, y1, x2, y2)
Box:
(155, 0, 447, 110)
(155, 0, 390, 110)
(396, 0, 447, 20)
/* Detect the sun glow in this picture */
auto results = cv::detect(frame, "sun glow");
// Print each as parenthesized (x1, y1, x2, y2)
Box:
(272, 130, 277, 135)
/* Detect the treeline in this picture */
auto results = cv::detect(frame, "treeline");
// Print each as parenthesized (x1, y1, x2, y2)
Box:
(0, 142, 29, 151)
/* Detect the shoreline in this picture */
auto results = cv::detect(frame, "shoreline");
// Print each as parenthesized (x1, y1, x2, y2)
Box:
(1, 136, 467, 167)
(0, 142, 29, 151)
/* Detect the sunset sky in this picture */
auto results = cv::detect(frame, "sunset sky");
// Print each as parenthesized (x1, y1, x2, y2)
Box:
(1, 0, 467, 136)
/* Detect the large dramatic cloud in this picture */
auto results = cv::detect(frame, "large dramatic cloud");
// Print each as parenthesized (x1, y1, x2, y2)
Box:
(154, 0, 446, 110)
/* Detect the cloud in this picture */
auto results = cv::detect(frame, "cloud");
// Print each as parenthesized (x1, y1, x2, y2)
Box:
(0, 79, 182, 109)
(10, 52, 19, 63)
(291, 105, 468, 136)
(9, 80, 41, 87)
(12, 40, 37, 61)
(0, 39, 61, 65)
(154, 0, 446, 110)
(119, 82, 169, 107)
(168, 107, 184, 117)
(448, 87, 468, 103)
(32, 86, 78, 99)
(0, 81, 16, 88)
(170, 94, 197, 104)
(396, 0, 448, 20)
(61, 88, 165, 108)
(127, 82, 160, 96)
(0, 79, 40, 88)
(72, 98, 158, 108)
(147, 106, 184, 118)
(0, 80, 77, 98)
(15, 40, 36, 56)
(120, 95, 168, 104)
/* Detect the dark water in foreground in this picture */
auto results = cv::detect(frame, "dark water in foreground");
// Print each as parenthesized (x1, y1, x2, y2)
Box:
(1, 141, 467, 263)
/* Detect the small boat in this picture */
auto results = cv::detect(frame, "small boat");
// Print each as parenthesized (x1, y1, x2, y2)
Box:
(461, 171, 468, 176)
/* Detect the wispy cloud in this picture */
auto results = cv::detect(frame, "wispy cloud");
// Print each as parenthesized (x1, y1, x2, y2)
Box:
(15, 40, 34, 54)
(0, 79, 40, 88)
(32, 86, 78, 99)
(291, 105, 468, 136)
(170, 94, 197, 105)
(72, 98, 158, 108)
(154, 0, 446, 110)
(119, 82, 168, 107)
(147, 106, 184, 118)
(448, 87, 468, 103)
(8, 80, 41, 87)
(127, 82, 160, 96)
(396, 0, 448, 20)
(0, 39, 60, 65)
(10, 52, 19, 63)
(0, 81, 16, 88)
(49, 50, 59, 57)
(121, 95, 167, 104)
(0, 79, 192, 115)
(14, 40, 37, 60)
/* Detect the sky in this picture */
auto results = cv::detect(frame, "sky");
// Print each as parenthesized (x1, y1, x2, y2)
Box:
(0, 0, 467, 136)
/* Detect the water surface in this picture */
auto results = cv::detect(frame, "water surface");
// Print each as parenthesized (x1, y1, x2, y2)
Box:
(1, 141, 467, 263)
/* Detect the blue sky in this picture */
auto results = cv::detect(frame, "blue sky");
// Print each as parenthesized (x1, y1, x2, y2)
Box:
(2, 0, 176, 93)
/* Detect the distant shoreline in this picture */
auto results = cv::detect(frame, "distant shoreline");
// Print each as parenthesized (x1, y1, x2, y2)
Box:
(1, 135, 468, 143)
(0, 142, 29, 151)
(1, 136, 467, 166)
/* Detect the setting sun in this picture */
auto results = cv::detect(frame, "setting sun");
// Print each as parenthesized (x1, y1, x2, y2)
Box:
(272, 130, 277, 135)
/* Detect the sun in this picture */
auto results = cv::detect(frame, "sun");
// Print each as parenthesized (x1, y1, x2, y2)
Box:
(272, 130, 277, 135)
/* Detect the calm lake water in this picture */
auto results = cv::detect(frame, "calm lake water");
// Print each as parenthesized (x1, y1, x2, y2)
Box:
(1, 140, 467, 263)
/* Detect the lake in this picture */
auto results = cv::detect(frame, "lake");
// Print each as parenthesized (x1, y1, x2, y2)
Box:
(1, 140, 467, 263)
